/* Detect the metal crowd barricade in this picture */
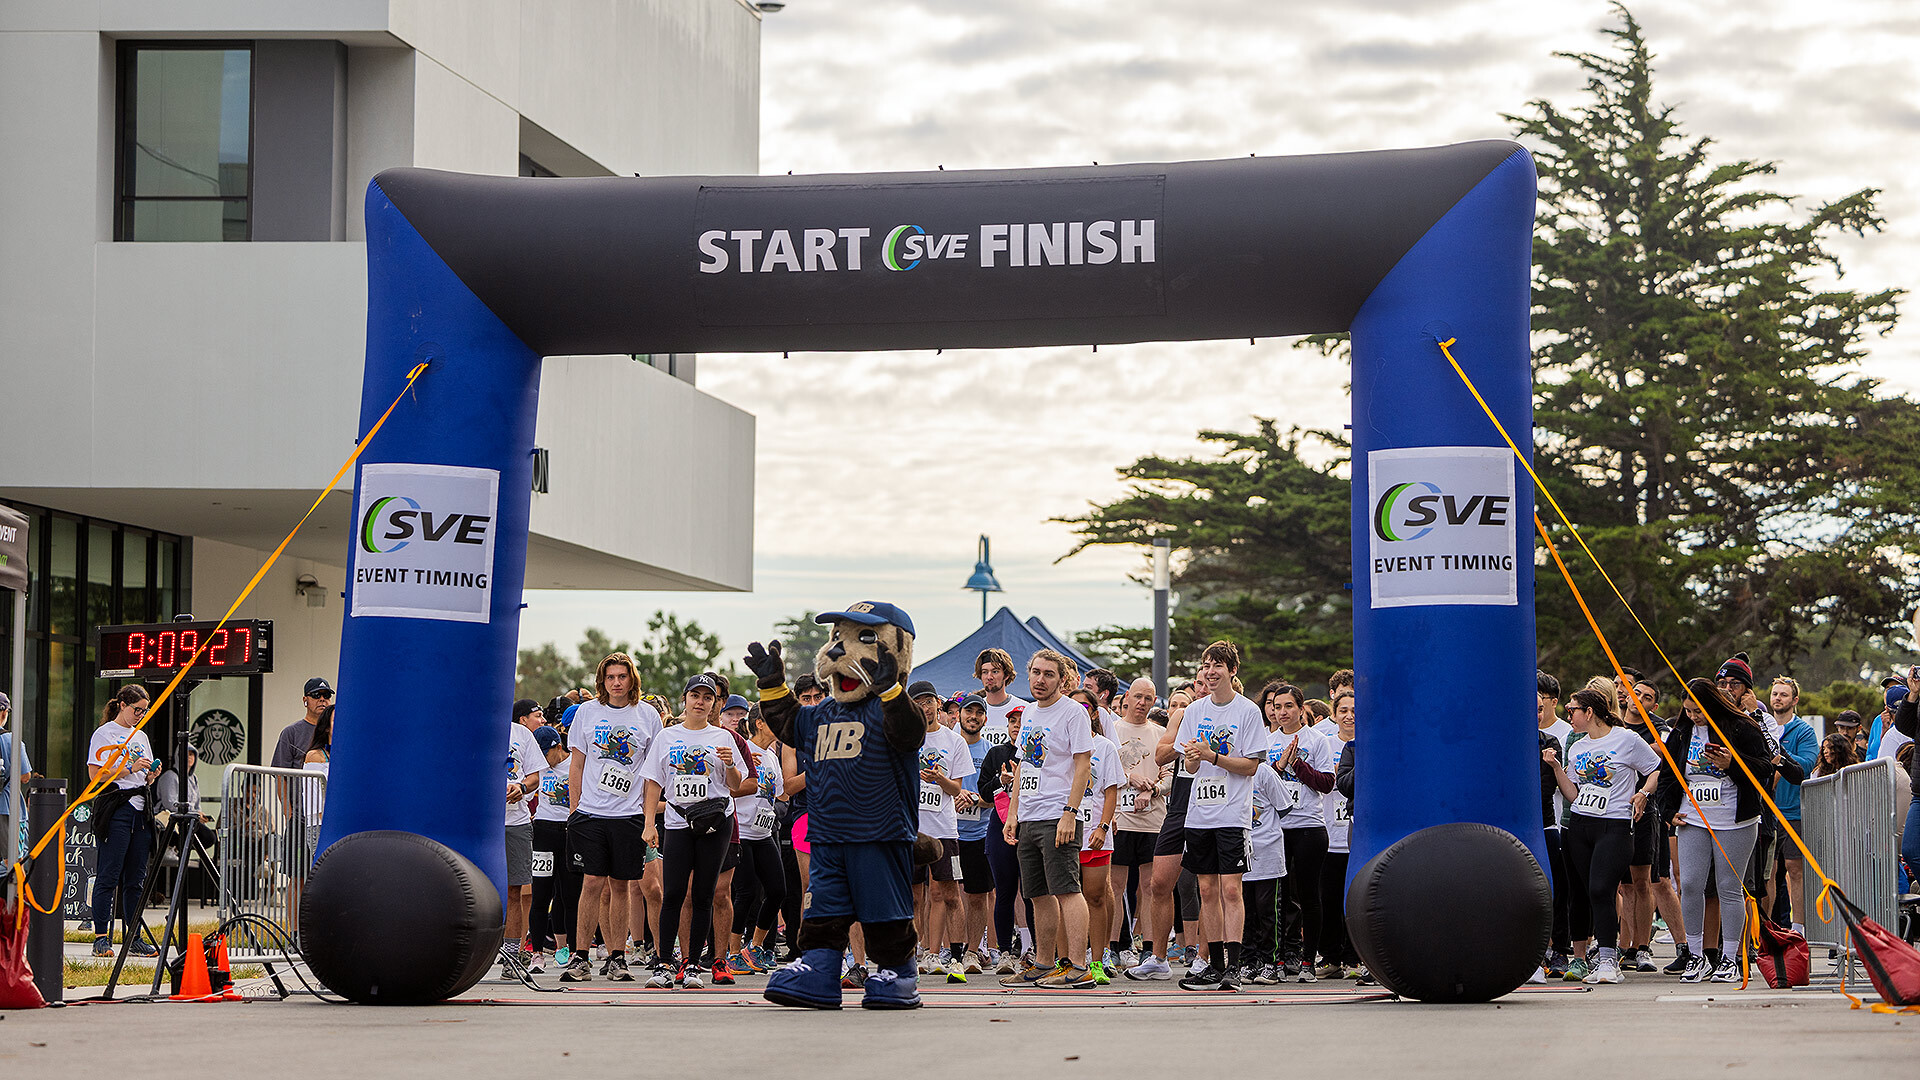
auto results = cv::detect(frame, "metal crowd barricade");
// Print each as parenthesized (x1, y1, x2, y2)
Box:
(1800, 757, 1901, 989)
(218, 763, 326, 962)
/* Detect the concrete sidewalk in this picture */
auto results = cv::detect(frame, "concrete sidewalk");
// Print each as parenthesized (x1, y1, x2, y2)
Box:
(4, 973, 1915, 1079)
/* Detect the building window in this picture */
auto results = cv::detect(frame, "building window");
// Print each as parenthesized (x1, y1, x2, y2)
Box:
(117, 43, 254, 242)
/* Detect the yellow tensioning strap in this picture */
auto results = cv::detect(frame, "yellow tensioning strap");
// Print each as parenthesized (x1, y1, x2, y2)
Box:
(1429, 337, 1898, 1002)
(8, 362, 430, 920)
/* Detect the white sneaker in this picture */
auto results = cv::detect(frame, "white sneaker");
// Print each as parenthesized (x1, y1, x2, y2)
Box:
(1528, 966, 1547, 984)
(1125, 955, 1173, 980)
(1187, 954, 1207, 977)
(994, 951, 1017, 975)
(681, 964, 705, 989)
(1709, 956, 1740, 983)
(1653, 929, 1674, 945)
(962, 950, 983, 975)
(946, 956, 968, 984)
(918, 951, 940, 975)
(1679, 954, 1711, 983)
(1119, 949, 1140, 970)
(1583, 957, 1624, 984)
(526, 951, 548, 974)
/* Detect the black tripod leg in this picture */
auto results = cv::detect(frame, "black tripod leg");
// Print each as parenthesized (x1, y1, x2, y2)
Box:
(101, 815, 175, 1001)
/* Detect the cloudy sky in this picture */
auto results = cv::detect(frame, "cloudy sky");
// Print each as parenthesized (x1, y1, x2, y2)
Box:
(517, 0, 1920, 671)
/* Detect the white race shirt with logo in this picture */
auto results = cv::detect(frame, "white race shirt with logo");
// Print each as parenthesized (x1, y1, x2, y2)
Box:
(505, 723, 543, 827)
(1175, 693, 1270, 830)
(533, 756, 572, 824)
(1247, 766, 1292, 882)
(89, 723, 156, 811)
(641, 723, 738, 830)
(1077, 733, 1124, 833)
(1312, 718, 1339, 739)
(1678, 726, 1740, 830)
(1269, 725, 1338, 829)
(1013, 696, 1093, 822)
(979, 694, 1031, 749)
(735, 742, 785, 841)
(568, 700, 663, 818)
(917, 724, 976, 840)
(1542, 718, 1573, 826)
(1567, 725, 1660, 821)
(1324, 745, 1353, 853)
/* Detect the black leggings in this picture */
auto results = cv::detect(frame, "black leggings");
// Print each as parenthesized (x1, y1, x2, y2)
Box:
(1545, 826, 1572, 953)
(988, 809, 1023, 952)
(730, 837, 786, 936)
(530, 819, 582, 951)
(1319, 851, 1355, 966)
(1242, 877, 1281, 965)
(1565, 813, 1633, 949)
(1280, 826, 1328, 964)
(778, 816, 804, 952)
(658, 826, 729, 964)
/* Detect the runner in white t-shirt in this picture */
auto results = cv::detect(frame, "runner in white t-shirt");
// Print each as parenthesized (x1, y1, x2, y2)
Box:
(640, 673, 746, 989)
(726, 705, 787, 975)
(560, 653, 663, 984)
(1547, 685, 1661, 985)
(1000, 649, 1096, 989)
(1069, 687, 1125, 984)
(87, 684, 160, 956)
(1243, 761, 1293, 983)
(908, 681, 977, 983)
(1174, 641, 1269, 992)
(526, 723, 574, 973)
(1317, 689, 1359, 978)
(974, 647, 1030, 748)
(502, 699, 547, 970)
(1261, 680, 1338, 982)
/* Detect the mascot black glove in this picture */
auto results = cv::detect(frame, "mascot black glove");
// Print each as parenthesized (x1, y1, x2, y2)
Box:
(861, 640, 901, 693)
(743, 640, 786, 689)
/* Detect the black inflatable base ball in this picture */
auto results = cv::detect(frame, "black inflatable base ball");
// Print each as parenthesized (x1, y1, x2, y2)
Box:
(1345, 822, 1550, 1003)
(300, 830, 504, 1004)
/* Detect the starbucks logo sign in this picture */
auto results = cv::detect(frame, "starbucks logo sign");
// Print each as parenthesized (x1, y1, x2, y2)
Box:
(191, 708, 246, 766)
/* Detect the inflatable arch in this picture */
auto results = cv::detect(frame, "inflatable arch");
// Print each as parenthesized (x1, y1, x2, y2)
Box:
(309, 141, 1548, 1003)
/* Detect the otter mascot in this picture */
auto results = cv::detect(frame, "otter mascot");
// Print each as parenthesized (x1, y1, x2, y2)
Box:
(746, 601, 928, 1010)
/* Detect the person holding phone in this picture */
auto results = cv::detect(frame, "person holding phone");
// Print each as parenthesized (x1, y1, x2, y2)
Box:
(87, 684, 161, 957)
(1654, 679, 1775, 983)
(640, 673, 745, 989)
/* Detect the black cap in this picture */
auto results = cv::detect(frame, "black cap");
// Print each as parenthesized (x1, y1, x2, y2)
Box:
(959, 694, 987, 711)
(1881, 674, 1904, 688)
(513, 698, 542, 722)
(908, 680, 940, 701)
(304, 677, 334, 698)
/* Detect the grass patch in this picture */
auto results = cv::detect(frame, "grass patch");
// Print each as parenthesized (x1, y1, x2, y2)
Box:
(62, 958, 266, 987)
(64, 917, 224, 944)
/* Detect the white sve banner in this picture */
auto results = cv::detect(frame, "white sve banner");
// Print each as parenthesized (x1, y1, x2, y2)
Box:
(1367, 446, 1518, 609)
(350, 463, 499, 623)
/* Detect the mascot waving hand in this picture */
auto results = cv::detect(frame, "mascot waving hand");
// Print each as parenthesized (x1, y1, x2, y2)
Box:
(746, 601, 927, 1010)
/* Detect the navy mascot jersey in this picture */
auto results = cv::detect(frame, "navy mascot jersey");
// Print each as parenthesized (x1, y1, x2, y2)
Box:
(794, 696, 920, 843)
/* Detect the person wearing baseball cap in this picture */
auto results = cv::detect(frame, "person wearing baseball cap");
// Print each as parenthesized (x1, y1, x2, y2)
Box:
(909, 679, 976, 982)
(271, 677, 335, 771)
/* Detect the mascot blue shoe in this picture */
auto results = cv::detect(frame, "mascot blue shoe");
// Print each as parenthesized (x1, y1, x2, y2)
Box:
(862, 965, 922, 1010)
(764, 948, 845, 1010)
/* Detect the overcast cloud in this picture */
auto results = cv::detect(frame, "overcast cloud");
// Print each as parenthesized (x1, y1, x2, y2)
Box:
(519, 0, 1920, 670)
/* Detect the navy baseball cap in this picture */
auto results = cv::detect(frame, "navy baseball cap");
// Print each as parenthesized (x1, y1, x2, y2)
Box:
(959, 694, 987, 711)
(304, 677, 334, 698)
(815, 601, 915, 638)
(533, 725, 563, 753)
(723, 694, 751, 713)
(685, 673, 722, 696)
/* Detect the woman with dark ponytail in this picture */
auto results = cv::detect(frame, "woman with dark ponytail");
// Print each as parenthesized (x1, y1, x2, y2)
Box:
(86, 684, 158, 956)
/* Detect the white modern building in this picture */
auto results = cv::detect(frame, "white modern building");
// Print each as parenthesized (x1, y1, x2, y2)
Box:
(0, 1, 761, 798)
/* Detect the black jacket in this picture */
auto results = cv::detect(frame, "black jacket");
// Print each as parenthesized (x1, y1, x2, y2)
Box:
(1896, 697, 1919, 797)
(1654, 715, 1775, 825)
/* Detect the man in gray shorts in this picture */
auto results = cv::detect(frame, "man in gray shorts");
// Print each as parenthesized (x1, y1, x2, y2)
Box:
(999, 649, 1095, 989)
(502, 699, 547, 966)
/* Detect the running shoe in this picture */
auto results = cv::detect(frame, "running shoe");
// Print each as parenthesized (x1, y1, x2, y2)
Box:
(1125, 955, 1173, 980)
(1528, 966, 1548, 984)
(646, 964, 673, 988)
(92, 934, 113, 958)
(1250, 963, 1280, 985)
(946, 957, 967, 984)
(962, 949, 983, 975)
(1001, 959, 1060, 987)
(841, 963, 869, 989)
(1709, 956, 1739, 983)
(753, 944, 778, 971)
(1178, 965, 1222, 991)
(1583, 956, 1624, 984)
(554, 945, 573, 968)
(1217, 965, 1242, 993)
(1634, 947, 1657, 973)
(128, 937, 159, 958)
(995, 951, 1019, 975)
(728, 952, 756, 976)
(1314, 961, 1341, 979)
(605, 954, 634, 981)
(1297, 964, 1317, 983)
(681, 962, 705, 989)
(918, 950, 941, 975)
(1039, 963, 1097, 989)
(1679, 954, 1710, 983)
(1119, 949, 1140, 970)
(1662, 947, 1693, 976)
(1281, 959, 1301, 979)
(712, 960, 736, 986)
(561, 953, 595, 982)
(593, 943, 608, 962)
(526, 952, 547, 974)
(1088, 960, 1110, 985)
(1543, 949, 1568, 979)
(1354, 966, 1376, 986)
(1562, 958, 1590, 982)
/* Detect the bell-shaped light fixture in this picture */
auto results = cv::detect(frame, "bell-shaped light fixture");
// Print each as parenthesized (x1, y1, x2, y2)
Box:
(963, 534, 1002, 622)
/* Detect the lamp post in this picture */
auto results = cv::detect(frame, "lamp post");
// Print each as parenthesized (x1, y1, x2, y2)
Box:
(1152, 538, 1170, 698)
(963, 535, 1003, 624)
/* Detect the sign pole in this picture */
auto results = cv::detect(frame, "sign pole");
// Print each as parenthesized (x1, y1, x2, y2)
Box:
(1151, 538, 1170, 699)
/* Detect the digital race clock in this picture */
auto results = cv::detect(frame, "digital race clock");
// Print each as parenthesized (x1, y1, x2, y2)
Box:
(95, 619, 273, 680)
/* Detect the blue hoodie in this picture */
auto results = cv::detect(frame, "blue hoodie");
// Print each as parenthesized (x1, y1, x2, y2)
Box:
(1771, 716, 1818, 820)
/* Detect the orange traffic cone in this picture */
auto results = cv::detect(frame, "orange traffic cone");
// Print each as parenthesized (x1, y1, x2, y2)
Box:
(170, 932, 212, 1001)
(213, 934, 244, 1001)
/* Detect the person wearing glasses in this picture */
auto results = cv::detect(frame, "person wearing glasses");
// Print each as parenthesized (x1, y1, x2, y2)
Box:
(88, 684, 160, 957)
(1547, 684, 1661, 985)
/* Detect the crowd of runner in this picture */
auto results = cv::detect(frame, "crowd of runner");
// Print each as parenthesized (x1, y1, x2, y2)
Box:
(248, 639, 1913, 993)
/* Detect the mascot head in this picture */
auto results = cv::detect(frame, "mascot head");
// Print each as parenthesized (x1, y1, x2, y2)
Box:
(813, 601, 916, 705)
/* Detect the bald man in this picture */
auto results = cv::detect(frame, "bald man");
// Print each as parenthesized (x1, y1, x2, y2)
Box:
(1109, 678, 1174, 969)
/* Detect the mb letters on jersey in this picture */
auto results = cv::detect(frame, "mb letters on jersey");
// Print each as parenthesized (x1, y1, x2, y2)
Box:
(816, 721, 865, 762)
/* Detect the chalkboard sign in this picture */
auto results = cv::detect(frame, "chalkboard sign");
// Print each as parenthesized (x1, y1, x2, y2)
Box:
(61, 800, 98, 924)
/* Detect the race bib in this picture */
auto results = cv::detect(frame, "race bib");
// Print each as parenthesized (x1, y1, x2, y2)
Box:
(1077, 803, 1095, 824)
(920, 784, 947, 813)
(1280, 779, 1305, 808)
(1194, 777, 1229, 805)
(596, 765, 635, 798)
(1131, 789, 1152, 814)
(1018, 773, 1040, 795)
(1574, 784, 1609, 813)
(1333, 799, 1352, 822)
(984, 730, 1010, 746)
(531, 850, 554, 878)
(671, 772, 710, 803)
(1689, 780, 1724, 807)
(753, 805, 778, 834)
